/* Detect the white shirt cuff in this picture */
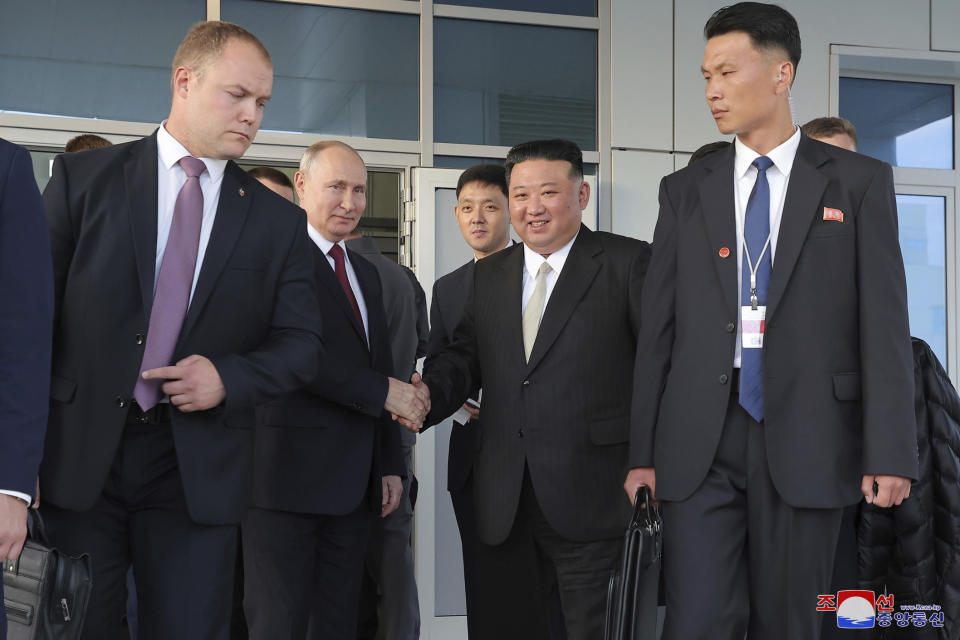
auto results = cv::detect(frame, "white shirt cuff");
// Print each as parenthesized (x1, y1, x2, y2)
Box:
(0, 490, 32, 505)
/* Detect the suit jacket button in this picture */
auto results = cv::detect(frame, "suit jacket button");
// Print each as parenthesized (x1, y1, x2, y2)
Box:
(135, 333, 145, 345)
(518, 428, 524, 438)
(115, 396, 126, 408)
(522, 380, 531, 387)
(725, 322, 736, 333)
(719, 374, 729, 385)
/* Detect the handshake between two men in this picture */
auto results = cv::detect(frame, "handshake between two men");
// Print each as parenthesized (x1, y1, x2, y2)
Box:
(387, 372, 431, 431)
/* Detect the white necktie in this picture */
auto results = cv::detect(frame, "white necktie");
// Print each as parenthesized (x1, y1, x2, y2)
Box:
(523, 261, 553, 362)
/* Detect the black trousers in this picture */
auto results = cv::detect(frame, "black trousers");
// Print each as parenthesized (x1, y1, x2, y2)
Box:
(42, 420, 238, 640)
(450, 472, 480, 639)
(661, 396, 844, 640)
(475, 467, 618, 640)
(242, 503, 372, 640)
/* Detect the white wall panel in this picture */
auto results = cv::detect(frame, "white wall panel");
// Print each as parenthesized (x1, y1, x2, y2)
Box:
(611, 0, 673, 150)
(932, 0, 960, 52)
(611, 150, 674, 241)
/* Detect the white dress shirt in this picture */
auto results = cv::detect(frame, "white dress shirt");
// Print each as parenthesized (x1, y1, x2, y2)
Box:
(307, 223, 370, 341)
(732, 125, 801, 367)
(521, 232, 579, 326)
(155, 122, 227, 301)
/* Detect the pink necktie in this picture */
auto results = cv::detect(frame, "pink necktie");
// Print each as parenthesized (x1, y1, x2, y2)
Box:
(327, 244, 366, 342)
(133, 156, 206, 410)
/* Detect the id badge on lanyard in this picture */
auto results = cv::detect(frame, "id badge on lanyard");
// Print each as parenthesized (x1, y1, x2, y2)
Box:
(741, 305, 766, 348)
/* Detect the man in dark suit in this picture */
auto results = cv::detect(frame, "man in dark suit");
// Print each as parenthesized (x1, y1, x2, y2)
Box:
(243, 140, 426, 640)
(346, 230, 428, 640)
(625, 4, 917, 638)
(0, 138, 54, 640)
(39, 23, 323, 640)
(415, 140, 651, 639)
(424, 164, 511, 638)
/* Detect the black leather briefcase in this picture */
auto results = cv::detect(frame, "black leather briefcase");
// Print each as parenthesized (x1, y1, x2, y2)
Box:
(604, 486, 662, 640)
(3, 511, 92, 640)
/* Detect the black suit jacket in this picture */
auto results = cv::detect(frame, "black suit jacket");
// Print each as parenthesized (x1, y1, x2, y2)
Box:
(426, 259, 480, 494)
(424, 226, 651, 544)
(254, 244, 403, 516)
(630, 134, 919, 508)
(0, 139, 53, 501)
(41, 133, 322, 524)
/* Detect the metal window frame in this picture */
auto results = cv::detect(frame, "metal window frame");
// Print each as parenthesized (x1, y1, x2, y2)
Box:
(830, 48, 960, 384)
(1, 0, 608, 225)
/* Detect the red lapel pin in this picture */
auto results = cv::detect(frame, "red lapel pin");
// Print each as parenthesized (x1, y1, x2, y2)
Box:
(718, 247, 730, 259)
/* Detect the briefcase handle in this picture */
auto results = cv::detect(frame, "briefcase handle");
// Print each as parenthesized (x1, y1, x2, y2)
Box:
(630, 486, 660, 534)
(27, 509, 53, 547)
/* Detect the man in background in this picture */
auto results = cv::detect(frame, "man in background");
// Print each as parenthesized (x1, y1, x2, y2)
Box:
(65, 134, 111, 153)
(423, 164, 511, 638)
(802, 116, 858, 152)
(0, 138, 54, 640)
(248, 165, 295, 202)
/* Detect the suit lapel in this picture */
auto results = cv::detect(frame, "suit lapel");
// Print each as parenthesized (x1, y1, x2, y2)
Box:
(124, 134, 160, 318)
(697, 148, 739, 319)
(765, 136, 829, 323)
(314, 246, 368, 347)
(497, 246, 527, 371)
(525, 225, 601, 373)
(179, 161, 252, 341)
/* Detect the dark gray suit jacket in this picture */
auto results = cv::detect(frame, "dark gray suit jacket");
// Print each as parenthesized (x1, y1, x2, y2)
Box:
(424, 225, 651, 544)
(425, 258, 479, 494)
(630, 134, 919, 509)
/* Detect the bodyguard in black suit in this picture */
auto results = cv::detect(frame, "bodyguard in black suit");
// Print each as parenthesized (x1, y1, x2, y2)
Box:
(425, 164, 513, 638)
(417, 141, 651, 639)
(0, 138, 54, 640)
(39, 24, 322, 640)
(243, 141, 426, 640)
(626, 5, 917, 638)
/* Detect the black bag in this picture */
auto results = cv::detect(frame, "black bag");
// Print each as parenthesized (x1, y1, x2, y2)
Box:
(3, 510, 92, 640)
(604, 486, 662, 640)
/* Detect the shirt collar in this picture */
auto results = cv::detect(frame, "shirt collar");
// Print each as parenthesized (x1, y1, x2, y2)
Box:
(523, 231, 578, 280)
(157, 121, 228, 182)
(306, 221, 346, 257)
(734, 125, 801, 180)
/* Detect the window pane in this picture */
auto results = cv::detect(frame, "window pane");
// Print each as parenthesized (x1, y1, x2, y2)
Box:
(435, 19, 597, 150)
(897, 194, 947, 365)
(223, 0, 419, 140)
(839, 78, 954, 169)
(437, 0, 596, 17)
(0, 0, 202, 123)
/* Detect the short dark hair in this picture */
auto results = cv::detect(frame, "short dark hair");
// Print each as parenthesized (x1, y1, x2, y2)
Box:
(65, 134, 112, 153)
(801, 117, 858, 146)
(688, 141, 732, 166)
(504, 139, 583, 185)
(248, 166, 293, 189)
(456, 164, 507, 199)
(704, 3, 801, 73)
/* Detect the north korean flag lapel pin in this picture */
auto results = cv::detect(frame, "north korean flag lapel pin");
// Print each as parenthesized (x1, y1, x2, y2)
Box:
(718, 247, 730, 259)
(238, 187, 246, 197)
(823, 207, 843, 222)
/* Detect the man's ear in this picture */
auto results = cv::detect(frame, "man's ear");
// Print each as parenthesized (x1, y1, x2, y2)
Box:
(578, 179, 591, 211)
